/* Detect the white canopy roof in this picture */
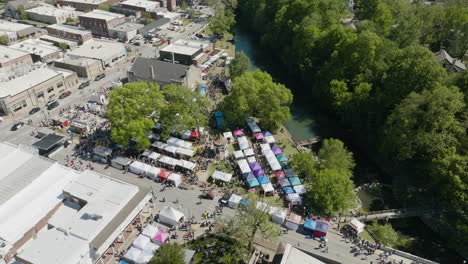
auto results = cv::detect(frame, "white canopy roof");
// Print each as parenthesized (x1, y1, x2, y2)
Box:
(350, 218, 365, 233)
(129, 161, 146, 175)
(212, 171, 233, 182)
(178, 159, 196, 170)
(272, 208, 287, 224)
(261, 183, 274, 193)
(293, 185, 307, 195)
(146, 166, 161, 179)
(168, 173, 182, 187)
(152, 141, 167, 149)
(167, 137, 192, 149)
(247, 156, 256, 164)
(243, 148, 254, 157)
(137, 243, 159, 264)
(148, 152, 161, 160)
(176, 147, 194, 157)
(233, 150, 244, 159)
(124, 247, 142, 263)
(264, 150, 282, 171)
(228, 194, 242, 206)
(164, 145, 178, 154)
(264, 135, 276, 144)
(141, 224, 158, 238)
(132, 234, 151, 250)
(260, 143, 271, 151)
(247, 122, 261, 133)
(223, 132, 234, 140)
(158, 206, 184, 226)
(237, 136, 250, 150)
(237, 159, 251, 174)
(158, 156, 180, 166)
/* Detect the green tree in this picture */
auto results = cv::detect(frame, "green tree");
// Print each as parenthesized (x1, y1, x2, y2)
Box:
(98, 3, 113, 11)
(158, 84, 209, 140)
(382, 86, 465, 162)
(229, 51, 251, 79)
(368, 222, 399, 247)
(289, 152, 317, 181)
(304, 168, 355, 214)
(188, 234, 244, 264)
(318, 138, 355, 176)
(221, 70, 293, 130)
(65, 17, 76, 23)
(58, 42, 68, 52)
(18, 4, 28, 20)
(107, 82, 164, 149)
(216, 195, 281, 250)
(209, 3, 235, 36)
(0, 36, 10, 45)
(149, 243, 185, 264)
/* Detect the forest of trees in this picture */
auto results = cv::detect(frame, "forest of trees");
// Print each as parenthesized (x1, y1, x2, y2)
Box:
(237, 0, 467, 247)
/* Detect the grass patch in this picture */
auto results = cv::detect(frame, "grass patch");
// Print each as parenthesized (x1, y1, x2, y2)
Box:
(181, 18, 191, 26)
(23, 19, 49, 26)
(360, 229, 376, 243)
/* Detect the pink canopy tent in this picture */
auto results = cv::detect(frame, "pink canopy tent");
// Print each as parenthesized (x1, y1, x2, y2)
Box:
(233, 129, 244, 137)
(152, 230, 169, 244)
(254, 133, 264, 140)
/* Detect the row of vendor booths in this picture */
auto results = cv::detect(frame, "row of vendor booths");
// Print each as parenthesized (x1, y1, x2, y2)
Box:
(122, 207, 190, 264)
(129, 160, 183, 186)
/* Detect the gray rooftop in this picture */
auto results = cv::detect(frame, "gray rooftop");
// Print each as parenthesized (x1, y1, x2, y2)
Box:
(138, 18, 170, 35)
(130, 57, 189, 83)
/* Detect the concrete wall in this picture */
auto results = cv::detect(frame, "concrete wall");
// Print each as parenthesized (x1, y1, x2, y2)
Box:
(0, 54, 33, 71)
(47, 26, 92, 45)
(54, 59, 104, 79)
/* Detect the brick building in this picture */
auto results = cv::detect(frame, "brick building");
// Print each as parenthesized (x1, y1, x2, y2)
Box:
(78, 9, 125, 37)
(58, 0, 121, 11)
(0, 46, 33, 72)
(46, 24, 92, 45)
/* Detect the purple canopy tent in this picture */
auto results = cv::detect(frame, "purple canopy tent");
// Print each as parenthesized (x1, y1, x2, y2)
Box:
(272, 147, 283, 155)
(249, 162, 262, 172)
(254, 169, 265, 177)
(152, 230, 169, 244)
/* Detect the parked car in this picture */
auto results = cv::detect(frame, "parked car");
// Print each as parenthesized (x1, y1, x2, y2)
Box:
(218, 193, 231, 206)
(95, 74, 105, 81)
(79, 81, 90, 89)
(46, 100, 59, 110)
(11, 122, 24, 131)
(59, 91, 72, 99)
(29, 107, 40, 115)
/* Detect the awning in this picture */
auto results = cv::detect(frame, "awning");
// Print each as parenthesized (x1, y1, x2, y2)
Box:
(212, 171, 233, 182)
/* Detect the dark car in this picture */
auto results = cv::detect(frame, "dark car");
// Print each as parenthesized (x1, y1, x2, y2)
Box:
(46, 100, 59, 110)
(59, 91, 72, 99)
(218, 193, 231, 206)
(29, 107, 40, 115)
(11, 122, 24, 131)
(79, 81, 90, 89)
(95, 74, 105, 81)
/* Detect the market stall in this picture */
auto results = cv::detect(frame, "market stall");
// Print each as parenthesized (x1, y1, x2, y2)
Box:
(257, 176, 270, 185)
(142, 224, 159, 238)
(168, 173, 182, 187)
(228, 194, 243, 208)
(152, 230, 169, 245)
(233, 129, 244, 137)
(167, 137, 192, 149)
(288, 177, 302, 186)
(304, 219, 317, 232)
(285, 213, 302, 231)
(212, 170, 233, 182)
(233, 150, 244, 159)
(243, 148, 255, 157)
(93, 146, 112, 163)
(254, 133, 264, 141)
(177, 160, 197, 172)
(247, 121, 261, 133)
(287, 193, 302, 205)
(293, 185, 307, 195)
(349, 218, 365, 234)
(146, 166, 161, 180)
(132, 234, 151, 250)
(237, 136, 250, 150)
(314, 220, 330, 238)
(123, 247, 142, 263)
(246, 177, 260, 188)
(272, 208, 287, 224)
(158, 206, 184, 226)
(111, 157, 132, 170)
(237, 159, 251, 174)
(260, 143, 271, 152)
(261, 183, 274, 195)
(158, 169, 171, 182)
(223, 131, 234, 142)
(130, 161, 146, 175)
(148, 152, 161, 162)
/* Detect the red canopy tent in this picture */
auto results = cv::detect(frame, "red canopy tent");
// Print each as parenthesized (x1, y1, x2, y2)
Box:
(158, 169, 172, 181)
(274, 171, 286, 180)
(190, 130, 199, 139)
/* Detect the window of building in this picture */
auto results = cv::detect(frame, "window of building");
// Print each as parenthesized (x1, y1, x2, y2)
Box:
(12, 102, 23, 112)
(57, 82, 63, 88)
(22, 100, 27, 107)
(47, 87, 54, 93)
(59, 89, 64, 94)
(37, 91, 44, 98)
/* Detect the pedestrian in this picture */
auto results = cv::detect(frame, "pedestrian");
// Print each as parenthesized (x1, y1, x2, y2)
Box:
(324, 246, 328, 253)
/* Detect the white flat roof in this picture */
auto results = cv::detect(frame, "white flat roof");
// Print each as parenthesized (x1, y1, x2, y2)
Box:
(0, 46, 29, 64)
(174, 39, 210, 49)
(161, 44, 200, 56)
(27, 5, 76, 17)
(79, 9, 124, 21)
(0, 65, 63, 98)
(62, 0, 108, 4)
(0, 20, 32, 32)
(281, 243, 325, 264)
(10, 38, 60, 57)
(47, 24, 92, 36)
(109, 22, 144, 32)
(122, 0, 159, 10)
(68, 39, 126, 61)
(40, 34, 78, 46)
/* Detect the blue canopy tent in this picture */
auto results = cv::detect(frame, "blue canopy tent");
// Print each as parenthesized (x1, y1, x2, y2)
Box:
(283, 186, 295, 194)
(304, 219, 317, 231)
(240, 199, 250, 206)
(243, 172, 256, 179)
(257, 176, 270, 185)
(247, 178, 260, 188)
(284, 168, 297, 178)
(288, 177, 302, 186)
(119, 261, 129, 264)
(214, 112, 224, 129)
(263, 131, 273, 137)
(276, 154, 288, 163)
(199, 84, 207, 95)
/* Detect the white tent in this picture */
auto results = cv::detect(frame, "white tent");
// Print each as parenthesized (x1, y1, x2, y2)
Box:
(168, 173, 182, 187)
(159, 156, 180, 167)
(285, 213, 302, 231)
(293, 185, 307, 195)
(152, 141, 167, 150)
(130, 161, 146, 175)
(223, 132, 234, 142)
(237, 159, 251, 174)
(176, 147, 194, 157)
(142, 224, 158, 238)
(247, 156, 256, 163)
(271, 208, 287, 224)
(349, 218, 365, 234)
(212, 171, 233, 182)
(137, 243, 159, 263)
(124, 247, 142, 263)
(264, 135, 276, 144)
(243, 148, 254, 157)
(158, 206, 184, 226)
(260, 143, 271, 152)
(261, 183, 274, 193)
(178, 160, 196, 171)
(233, 150, 244, 159)
(181, 130, 191, 140)
(264, 150, 282, 171)
(237, 136, 250, 150)
(228, 194, 242, 208)
(164, 145, 178, 155)
(146, 166, 161, 180)
(247, 122, 261, 133)
(132, 234, 151, 250)
(148, 152, 161, 161)
(287, 193, 302, 205)
(167, 137, 192, 149)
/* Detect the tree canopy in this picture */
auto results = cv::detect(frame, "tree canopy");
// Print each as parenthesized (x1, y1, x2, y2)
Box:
(367, 222, 399, 247)
(229, 51, 251, 79)
(107, 82, 164, 149)
(188, 234, 244, 264)
(221, 70, 293, 130)
(318, 138, 355, 176)
(148, 243, 185, 264)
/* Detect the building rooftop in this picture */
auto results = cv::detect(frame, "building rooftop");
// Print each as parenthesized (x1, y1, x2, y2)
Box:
(121, 0, 159, 11)
(161, 39, 210, 56)
(56, 54, 101, 67)
(40, 34, 79, 47)
(0, 46, 30, 65)
(138, 18, 170, 35)
(280, 243, 325, 264)
(47, 23, 92, 36)
(0, 65, 63, 98)
(19, 170, 140, 264)
(130, 57, 189, 82)
(0, 20, 33, 32)
(10, 38, 60, 57)
(26, 5, 77, 17)
(109, 22, 144, 32)
(67, 39, 126, 60)
(0, 142, 77, 252)
(79, 9, 125, 21)
(61, 0, 109, 4)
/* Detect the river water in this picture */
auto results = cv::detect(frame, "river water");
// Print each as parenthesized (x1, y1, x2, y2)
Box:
(232, 27, 463, 264)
